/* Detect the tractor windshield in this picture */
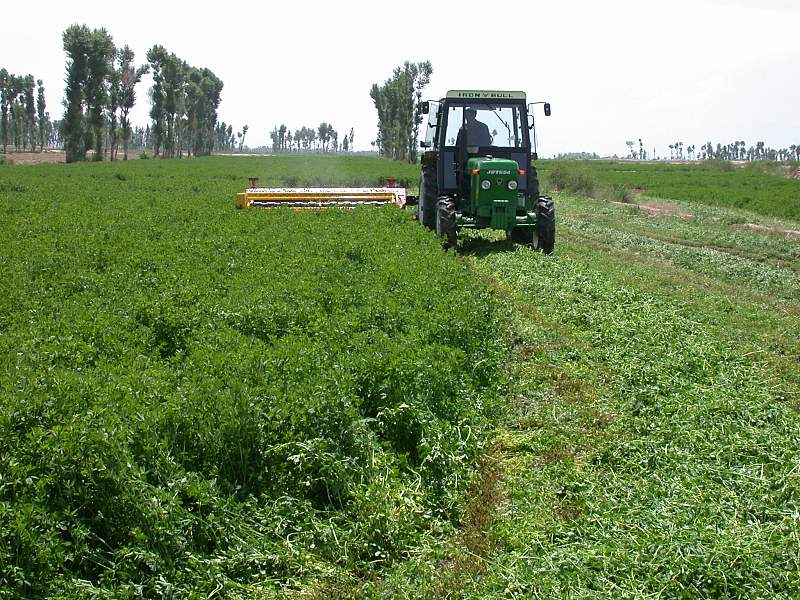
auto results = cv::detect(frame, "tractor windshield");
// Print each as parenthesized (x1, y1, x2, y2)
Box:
(444, 103, 525, 149)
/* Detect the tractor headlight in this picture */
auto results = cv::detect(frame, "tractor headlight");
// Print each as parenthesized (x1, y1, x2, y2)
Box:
(507, 180, 518, 190)
(481, 180, 491, 190)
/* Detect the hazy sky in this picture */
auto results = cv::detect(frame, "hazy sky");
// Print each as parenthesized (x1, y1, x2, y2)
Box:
(2, 0, 798, 156)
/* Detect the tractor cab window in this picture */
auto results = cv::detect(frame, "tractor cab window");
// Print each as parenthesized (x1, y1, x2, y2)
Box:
(445, 106, 464, 146)
(475, 106, 523, 148)
(424, 101, 440, 148)
(444, 104, 525, 148)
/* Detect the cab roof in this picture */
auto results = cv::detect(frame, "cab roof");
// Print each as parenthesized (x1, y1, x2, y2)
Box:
(445, 90, 526, 100)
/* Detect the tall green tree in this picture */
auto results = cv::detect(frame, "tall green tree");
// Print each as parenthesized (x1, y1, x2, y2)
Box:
(183, 66, 223, 156)
(22, 75, 36, 151)
(107, 66, 121, 160)
(147, 45, 167, 157)
(36, 79, 46, 151)
(239, 124, 248, 151)
(370, 60, 432, 162)
(62, 24, 91, 162)
(114, 46, 147, 160)
(0, 68, 10, 153)
(85, 29, 115, 161)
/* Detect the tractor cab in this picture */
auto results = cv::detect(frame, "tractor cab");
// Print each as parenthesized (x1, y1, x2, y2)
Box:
(417, 90, 555, 252)
(427, 92, 531, 196)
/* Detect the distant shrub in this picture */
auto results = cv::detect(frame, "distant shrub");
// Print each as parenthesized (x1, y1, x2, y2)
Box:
(704, 159, 736, 172)
(139, 150, 149, 160)
(743, 160, 800, 178)
(545, 160, 598, 196)
(543, 161, 635, 203)
(0, 154, 12, 166)
(606, 184, 634, 203)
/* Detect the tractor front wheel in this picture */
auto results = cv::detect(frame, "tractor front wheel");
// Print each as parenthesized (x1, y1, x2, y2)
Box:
(533, 197, 555, 254)
(435, 197, 457, 249)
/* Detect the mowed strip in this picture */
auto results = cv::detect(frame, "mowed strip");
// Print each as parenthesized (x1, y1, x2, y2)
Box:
(450, 194, 800, 597)
(365, 191, 799, 597)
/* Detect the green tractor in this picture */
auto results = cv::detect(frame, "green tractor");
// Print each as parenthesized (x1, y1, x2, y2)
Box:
(417, 90, 554, 252)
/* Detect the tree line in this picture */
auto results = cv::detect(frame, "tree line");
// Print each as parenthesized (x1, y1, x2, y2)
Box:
(268, 124, 354, 153)
(147, 46, 223, 158)
(625, 138, 800, 162)
(61, 24, 225, 163)
(370, 60, 432, 163)
(0, 70, 50, 153)
(62, 25, 148, 162)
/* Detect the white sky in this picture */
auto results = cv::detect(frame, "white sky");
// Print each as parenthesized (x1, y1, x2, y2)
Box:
(2, 0, 798, 156)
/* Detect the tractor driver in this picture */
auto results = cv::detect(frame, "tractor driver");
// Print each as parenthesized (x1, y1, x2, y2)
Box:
(457, 107, 493, 147)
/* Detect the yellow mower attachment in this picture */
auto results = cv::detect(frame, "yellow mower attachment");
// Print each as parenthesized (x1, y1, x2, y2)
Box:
(236, 178, 406, 210)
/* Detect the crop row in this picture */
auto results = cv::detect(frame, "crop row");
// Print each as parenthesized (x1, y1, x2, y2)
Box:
(538, 160, 800, 220)
(0, 157, 504, 596)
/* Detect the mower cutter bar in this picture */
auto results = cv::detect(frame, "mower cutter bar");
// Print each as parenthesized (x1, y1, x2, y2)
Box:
(236, 187, 407, 209)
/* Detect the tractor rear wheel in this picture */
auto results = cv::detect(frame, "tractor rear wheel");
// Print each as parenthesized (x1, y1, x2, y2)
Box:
(418, 161, 437, 230)
(435, 196, 457, 249)
(533, 197, 555, 254)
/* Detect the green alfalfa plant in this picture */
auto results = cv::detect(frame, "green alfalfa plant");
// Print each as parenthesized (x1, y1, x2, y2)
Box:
(0, 159, 510, 596)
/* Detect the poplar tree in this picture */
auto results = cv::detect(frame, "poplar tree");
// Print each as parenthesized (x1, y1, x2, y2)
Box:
(239, 124, 248, 151)
(0, 68, 9, 152)
(36, 80, 46, 151)
(63, 24, 91, 162)
(147, 45, 167, 157)
(85, 29, 115, 161)
(370, 60, 432, 162)
(21, 76, 36, 151)
(108, 48, 147, 160)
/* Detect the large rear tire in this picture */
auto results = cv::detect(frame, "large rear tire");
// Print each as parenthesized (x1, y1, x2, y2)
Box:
(418, 161, 437, 230)
(534, 197, 555, 254)
(435, 196, 457, 249)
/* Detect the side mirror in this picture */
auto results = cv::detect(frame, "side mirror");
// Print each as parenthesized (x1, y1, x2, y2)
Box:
(419, 101, 430, 115)
(531, 152, 538, 161)
(420, 140, 429, 148)
(544, 103, 551, 116)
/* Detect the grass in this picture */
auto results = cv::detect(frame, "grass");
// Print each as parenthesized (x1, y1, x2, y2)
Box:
(353, 189, 800, 597)
(537, 160, 800, 220)
(0, 155, 504, 597)
(2, 154, 799, 597)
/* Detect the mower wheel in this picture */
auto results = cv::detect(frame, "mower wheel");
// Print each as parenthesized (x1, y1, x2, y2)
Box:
(534, 196, 555, 254)
(436, 196, 457, 249)
(418, 162, 437, 230)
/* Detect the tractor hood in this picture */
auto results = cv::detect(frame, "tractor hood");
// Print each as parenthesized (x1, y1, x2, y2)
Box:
(467, 156, 519, 176)
(467, 156, 521, 231)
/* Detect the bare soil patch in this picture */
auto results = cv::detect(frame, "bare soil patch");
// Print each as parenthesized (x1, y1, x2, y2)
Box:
(1, 150, 143, 165)
(737, 223, 800, 240)
(2, 150, 66, 165)
(214, 152, 273, 157)
(609, 199, 693, 219)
